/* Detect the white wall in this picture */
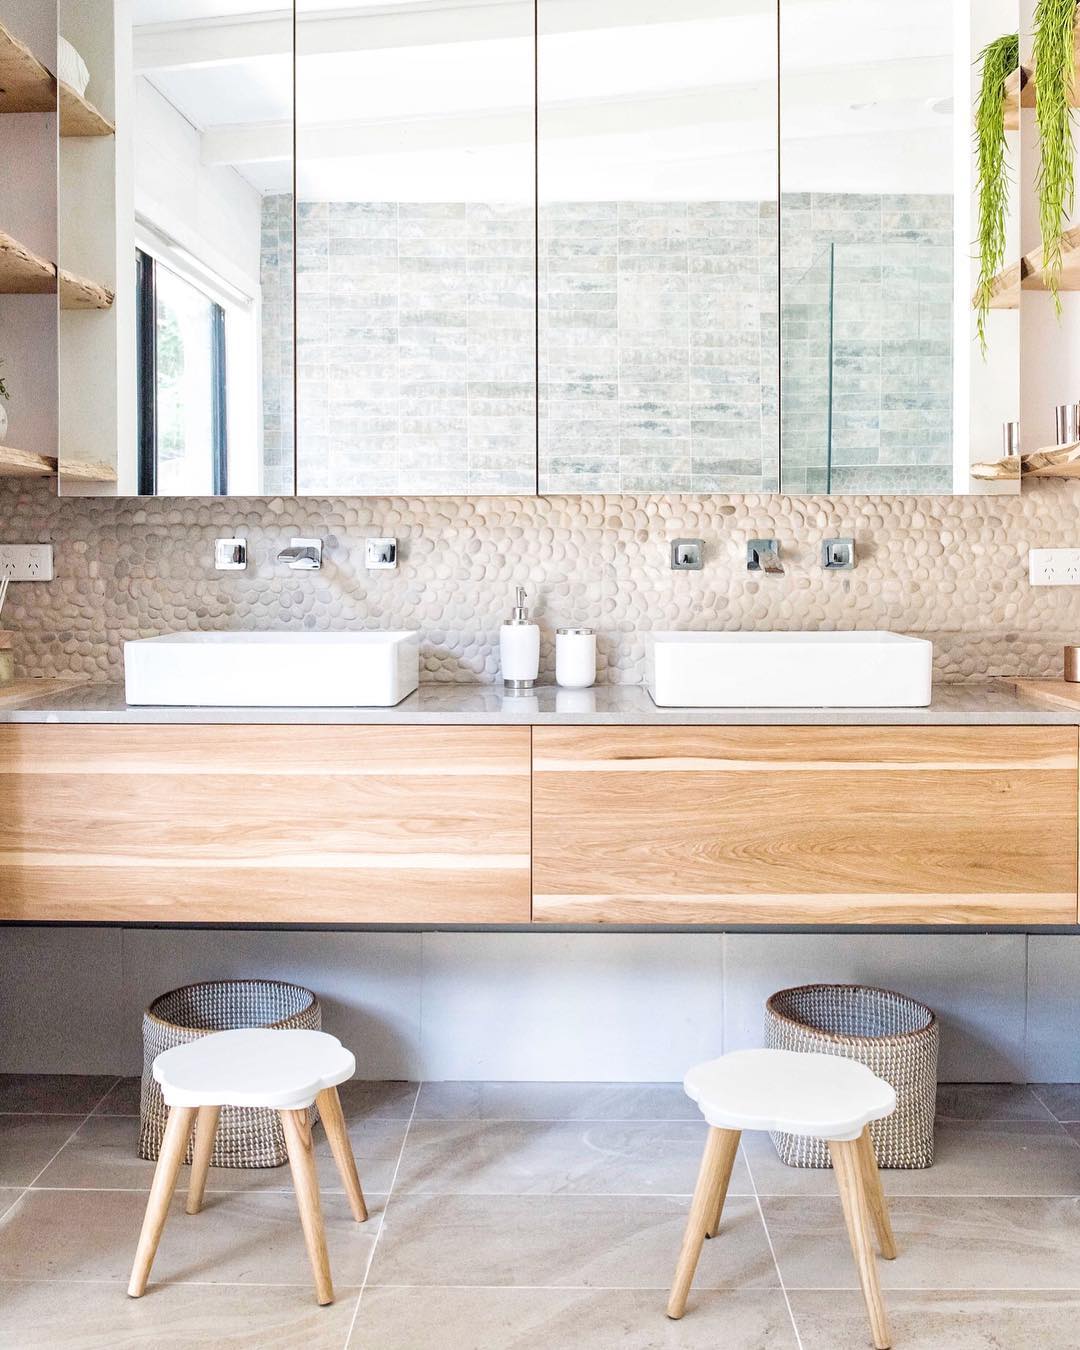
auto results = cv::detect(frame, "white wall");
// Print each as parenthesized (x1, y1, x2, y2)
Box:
(1, 927, 1076, 1084)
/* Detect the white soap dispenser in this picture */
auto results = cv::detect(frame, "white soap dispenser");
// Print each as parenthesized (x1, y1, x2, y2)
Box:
(500, 586, 540, 691)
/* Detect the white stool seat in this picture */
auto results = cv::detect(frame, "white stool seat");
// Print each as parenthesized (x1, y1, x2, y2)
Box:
(153, 1029, 355, 1112)
(685, 1048, 896, 1141)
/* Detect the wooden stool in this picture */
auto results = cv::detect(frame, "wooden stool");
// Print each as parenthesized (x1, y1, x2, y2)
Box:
(668, 1048, 898, 1349)
(128, 1027, 367, 1306)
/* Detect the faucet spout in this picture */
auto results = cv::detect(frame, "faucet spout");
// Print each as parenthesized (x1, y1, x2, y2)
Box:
(276, 538, 323, 571)
(746, 539, 784, 576)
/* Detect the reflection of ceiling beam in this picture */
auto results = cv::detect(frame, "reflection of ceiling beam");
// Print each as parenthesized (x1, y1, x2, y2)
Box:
(200, 56, 948, 166)
(135, 0, 766, 72)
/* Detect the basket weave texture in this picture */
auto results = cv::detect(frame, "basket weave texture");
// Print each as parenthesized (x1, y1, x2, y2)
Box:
(138, 979, 321, 1169)
(764, 983, 938, 1170)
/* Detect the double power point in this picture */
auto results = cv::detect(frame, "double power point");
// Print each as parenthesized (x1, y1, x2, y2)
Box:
(1029, 549, 1080, 586)
(0, 544, 54, 581)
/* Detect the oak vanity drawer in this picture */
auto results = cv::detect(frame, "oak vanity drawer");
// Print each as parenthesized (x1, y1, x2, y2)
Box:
(532, 726, 1080, 925)
(0, 724, 531, 924)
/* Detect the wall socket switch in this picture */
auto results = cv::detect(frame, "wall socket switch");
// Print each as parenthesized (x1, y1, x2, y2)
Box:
(1029, 548, 1080, 586)
(0, 544, 54, 581)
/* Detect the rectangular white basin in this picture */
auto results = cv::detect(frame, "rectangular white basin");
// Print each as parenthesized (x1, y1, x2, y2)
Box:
(647, 631, 933, 708)
(124, 631, 420, 707)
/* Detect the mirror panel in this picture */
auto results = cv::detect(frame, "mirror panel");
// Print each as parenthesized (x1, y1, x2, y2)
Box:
(58, 0, 295, 495)
(537, 0, 779, 494)
(294, 0, 536, 495)
(778, 0, 1021, 495)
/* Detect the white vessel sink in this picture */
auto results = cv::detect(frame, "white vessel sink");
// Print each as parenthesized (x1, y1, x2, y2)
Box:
(125, 631, 420, 707)
(647, 631, 933, 708)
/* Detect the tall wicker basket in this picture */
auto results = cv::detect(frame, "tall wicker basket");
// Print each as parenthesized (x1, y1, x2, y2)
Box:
(139, 979, 322, 1169)
(764, 984, 938, 1169)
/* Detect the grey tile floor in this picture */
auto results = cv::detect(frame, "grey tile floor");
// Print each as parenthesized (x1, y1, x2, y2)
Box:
(0, 1077, 1079, 1347)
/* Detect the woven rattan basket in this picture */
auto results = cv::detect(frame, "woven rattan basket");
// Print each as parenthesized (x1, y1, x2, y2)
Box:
(764, 983, 938, 1169)
(138, 979, 321, 1169)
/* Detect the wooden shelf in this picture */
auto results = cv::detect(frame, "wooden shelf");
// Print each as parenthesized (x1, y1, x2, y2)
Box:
(0, 21, 113, 135)
(59, 81, 114, 137)
(0, 445, 57, 478)
(1003, 22, 1080, 126)
(972, 441, 1080, 483)
(58, 458, 117, 483)
(0, 21, 55, 115)
(58, 267, 113, 310)
(0, 230, 114, 310)
(976, 228, 1080, 312)
(0, 445, 116, 483)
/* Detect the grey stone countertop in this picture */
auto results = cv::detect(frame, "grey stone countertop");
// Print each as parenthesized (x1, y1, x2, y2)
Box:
(1, 680, 1077, 724)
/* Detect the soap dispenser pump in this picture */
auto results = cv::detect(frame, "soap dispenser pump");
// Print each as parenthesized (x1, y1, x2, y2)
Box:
(500, 586, 540, 691)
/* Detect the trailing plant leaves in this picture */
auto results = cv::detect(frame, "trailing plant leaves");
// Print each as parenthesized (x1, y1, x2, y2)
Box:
(974, 33, 1020, 355)
(1034, 0, 1078, 314)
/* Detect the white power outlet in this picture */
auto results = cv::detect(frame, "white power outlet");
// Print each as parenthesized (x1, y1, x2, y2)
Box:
(0, 544, 54, 582)
(1029, 548, 1080, 586)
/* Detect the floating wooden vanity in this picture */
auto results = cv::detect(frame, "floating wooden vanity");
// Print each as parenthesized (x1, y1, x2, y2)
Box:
(0, 710, 1076, 927)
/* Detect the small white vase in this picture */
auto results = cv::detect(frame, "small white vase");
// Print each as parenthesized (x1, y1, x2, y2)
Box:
(0, 401, 8, 444)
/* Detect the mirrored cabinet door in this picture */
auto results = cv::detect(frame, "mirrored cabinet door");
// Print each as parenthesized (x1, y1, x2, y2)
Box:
(778, 0, 1021, 496)
(294, 0, 536, 495)
(536, 0, 779, 494)
(58, 0, 296, 496)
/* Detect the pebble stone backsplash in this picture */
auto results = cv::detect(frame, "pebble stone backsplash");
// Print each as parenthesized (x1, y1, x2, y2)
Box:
(2, 479, 1079, 686)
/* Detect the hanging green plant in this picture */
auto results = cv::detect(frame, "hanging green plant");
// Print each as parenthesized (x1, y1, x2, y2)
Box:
(973, 32, 1020, 354)
(1034, 0, 1078, 313)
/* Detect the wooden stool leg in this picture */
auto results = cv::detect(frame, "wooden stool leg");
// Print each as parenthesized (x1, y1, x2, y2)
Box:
(280, 1107, 334, 1306)
(666, 1126, 741, 1320)
(855, 1126, 897, 1260)
(704, 1127, 741, 1239)
(185, 1105, 221, 1216)
(127, 1104, 197, 1298)
(829, 1138, 892, 1350)
(315, 1087, 368, 1223)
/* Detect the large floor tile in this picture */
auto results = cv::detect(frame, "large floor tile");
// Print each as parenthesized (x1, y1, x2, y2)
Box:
(414, 1081, 699, 1121)
(368, 1193, 778, 1290)
(763, 1195, 1080, 1290)
(0, 1279, 359, 1350)
(1033, 1083, 1080, 1123)
(877, 1122, 1080, 1197)
(0, 1116, 84, 1187)
(337, 1080, 419, 1121)
(0, 1074, 116, 1115)
(936, 1084, 1056, 1123)
(349, 1286, 798, 1349)
(789, 1289, 1080, 1349)
(34, 1112, 407, 1196)
(392, 1119, 744, 1197)
(92, 1077, 142, 1116)
(0, 1188, 381, 1288)
(0, 1189, 23, 1221)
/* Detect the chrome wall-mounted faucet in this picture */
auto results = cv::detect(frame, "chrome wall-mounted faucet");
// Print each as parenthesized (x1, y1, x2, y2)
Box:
(276, 538, 322, 570)
(821, 538, 856, 570)
(746, 539, 784, 575)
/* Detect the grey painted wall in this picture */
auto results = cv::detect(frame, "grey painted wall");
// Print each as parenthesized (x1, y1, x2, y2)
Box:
(2, 928, 1077, 1083)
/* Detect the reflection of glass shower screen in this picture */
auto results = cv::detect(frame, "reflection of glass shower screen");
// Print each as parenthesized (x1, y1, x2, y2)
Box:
(783, 238, 954, 495)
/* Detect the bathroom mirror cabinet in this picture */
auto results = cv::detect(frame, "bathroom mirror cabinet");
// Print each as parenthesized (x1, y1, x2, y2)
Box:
(57, 0, 1020, 498)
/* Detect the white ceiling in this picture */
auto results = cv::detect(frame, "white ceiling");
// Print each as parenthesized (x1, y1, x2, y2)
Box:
(132, 0, 962, 201)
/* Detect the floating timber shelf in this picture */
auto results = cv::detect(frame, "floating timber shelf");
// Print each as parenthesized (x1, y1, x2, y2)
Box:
(1002, 22, 1080, 126)
(58, 81, 114, 137)
(58, 458, 117, 483)
(0, 445, 56, 478)
(0, 21, 113, 135)
(0, 445, 116, 483)
(972, 441, 1080, 483)
(0, 230, 114, 310)
(976, 227, 1080, 312)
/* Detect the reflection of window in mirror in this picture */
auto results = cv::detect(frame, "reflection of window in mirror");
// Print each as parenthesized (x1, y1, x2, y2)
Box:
(136, 249, 227, 497)
(58, 0, 296, 497)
